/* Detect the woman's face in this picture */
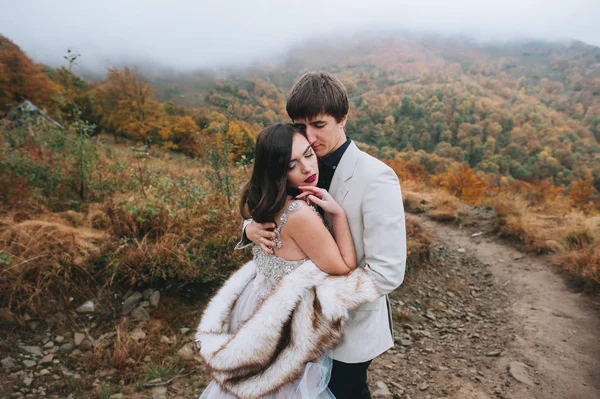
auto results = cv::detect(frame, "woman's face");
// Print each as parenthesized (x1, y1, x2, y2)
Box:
(287, 133, 319, 189)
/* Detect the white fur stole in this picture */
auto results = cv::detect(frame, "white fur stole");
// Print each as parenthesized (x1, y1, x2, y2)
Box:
(195, 260, 380, 399)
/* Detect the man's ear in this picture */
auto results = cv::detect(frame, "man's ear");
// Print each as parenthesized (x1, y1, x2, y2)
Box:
(340, 114, 348, 128)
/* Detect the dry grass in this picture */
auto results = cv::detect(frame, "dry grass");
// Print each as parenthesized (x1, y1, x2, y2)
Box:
(107, 204, 249, 286)
(535, 196, 573, 215)
(488, 195, 527, 219)
(499, 213, 561, 253)
(0, 132, 252, 314)
(553, 217, 600, 288)
(0, 211, 109, 313)
(427, 191, 461, 222)
(402, 177, 600, 291)
(401, 179, 430, 193)
(403, 191, 431, 213)
(402, 182, 465, 223)
(489, 195, 600, 289)
(401, 180, 435, 214)
(406, 217, 433, 266)
(555, 248, 600, 286)
(72, 297, 204, 390)
(489, 196, 561, 253)
(110, 320, 151, 370)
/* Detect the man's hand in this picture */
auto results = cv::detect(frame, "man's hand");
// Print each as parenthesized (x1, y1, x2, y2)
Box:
(246, 220, 277, 254)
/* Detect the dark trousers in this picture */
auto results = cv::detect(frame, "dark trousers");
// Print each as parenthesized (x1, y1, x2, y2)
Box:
(328, 359, 372, 399)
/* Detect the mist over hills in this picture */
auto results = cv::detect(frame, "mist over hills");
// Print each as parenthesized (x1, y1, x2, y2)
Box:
(2, 30, 599, 190)
(140, 33, 600, 189)
(148, 32, 600, 102)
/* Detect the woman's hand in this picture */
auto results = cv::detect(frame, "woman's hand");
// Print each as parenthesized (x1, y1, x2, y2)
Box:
(297, 186, 344, 216)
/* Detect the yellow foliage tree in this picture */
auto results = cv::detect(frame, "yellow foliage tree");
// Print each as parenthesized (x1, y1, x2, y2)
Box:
(95, 67, 164, 142)
(0, 35, 59, 115)
(531, 179, 563, 205)
(385, 159, 428, 183)
(221, 120, 258, 163)
(166, 115, 203, 157)
(569, 173, 597, 214)
(438, 164, 485, 205)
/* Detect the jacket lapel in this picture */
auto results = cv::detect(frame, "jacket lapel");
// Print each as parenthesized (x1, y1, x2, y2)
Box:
(326, 142, 359, 227)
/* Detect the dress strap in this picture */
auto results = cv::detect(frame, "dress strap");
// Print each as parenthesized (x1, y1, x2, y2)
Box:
(272, 201, 303, 249)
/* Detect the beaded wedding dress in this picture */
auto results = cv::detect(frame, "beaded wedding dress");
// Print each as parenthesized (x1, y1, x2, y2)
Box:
(199, 201, 335, 399)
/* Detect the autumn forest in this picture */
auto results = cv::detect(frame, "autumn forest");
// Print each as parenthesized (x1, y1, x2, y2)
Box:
(1, 32, 599, 310)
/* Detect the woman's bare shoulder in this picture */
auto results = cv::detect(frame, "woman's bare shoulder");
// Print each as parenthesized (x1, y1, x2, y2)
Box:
(285, 201, 322, 226)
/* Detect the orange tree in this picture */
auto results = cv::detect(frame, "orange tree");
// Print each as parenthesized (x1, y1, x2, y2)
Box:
(94, 67, 164, 143)
(436, 163, 485, 205)
(0, 35, 59, 116)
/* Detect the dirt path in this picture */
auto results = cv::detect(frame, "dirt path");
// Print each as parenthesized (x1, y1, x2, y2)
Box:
(371, 215, 600, 399)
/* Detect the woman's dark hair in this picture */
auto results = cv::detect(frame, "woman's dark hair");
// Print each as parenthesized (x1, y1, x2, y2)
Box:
(240, 123, 306, 223)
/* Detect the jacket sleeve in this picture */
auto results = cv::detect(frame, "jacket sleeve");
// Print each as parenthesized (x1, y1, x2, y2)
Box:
(234, 219, 253, 250)
(362, 167, 406, 295)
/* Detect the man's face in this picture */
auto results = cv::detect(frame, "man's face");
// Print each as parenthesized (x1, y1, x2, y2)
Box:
(292, 113, 347, 158)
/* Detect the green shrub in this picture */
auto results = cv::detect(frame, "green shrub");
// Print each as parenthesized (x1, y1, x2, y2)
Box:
(0, 114, 98, 210)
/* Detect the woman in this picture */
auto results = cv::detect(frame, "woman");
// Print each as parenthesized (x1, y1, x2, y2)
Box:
(196, 124, 380, 399)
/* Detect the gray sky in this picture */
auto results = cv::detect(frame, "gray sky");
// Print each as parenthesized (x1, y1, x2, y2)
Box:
(1, 0, 599, 71)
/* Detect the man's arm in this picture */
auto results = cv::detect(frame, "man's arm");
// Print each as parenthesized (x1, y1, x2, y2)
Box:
(234, 219, 253, 250)
(362, 167, 406, 295)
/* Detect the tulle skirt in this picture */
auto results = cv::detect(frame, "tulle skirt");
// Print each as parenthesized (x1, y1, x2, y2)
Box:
(199, 273, 335, 399)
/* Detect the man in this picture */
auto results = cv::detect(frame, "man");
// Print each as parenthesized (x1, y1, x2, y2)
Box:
(242, 72, 406, 398)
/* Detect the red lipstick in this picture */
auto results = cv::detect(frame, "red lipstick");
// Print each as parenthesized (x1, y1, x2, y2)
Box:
(304, 174, 317, 183)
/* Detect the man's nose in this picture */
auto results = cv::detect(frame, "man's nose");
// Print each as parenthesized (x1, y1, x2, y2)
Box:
(305, 128, 316, 145)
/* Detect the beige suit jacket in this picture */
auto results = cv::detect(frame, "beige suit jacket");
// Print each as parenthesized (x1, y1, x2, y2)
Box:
(325, 142, 406, 363)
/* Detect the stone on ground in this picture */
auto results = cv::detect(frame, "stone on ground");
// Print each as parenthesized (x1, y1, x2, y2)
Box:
(508, 361, 534, 386)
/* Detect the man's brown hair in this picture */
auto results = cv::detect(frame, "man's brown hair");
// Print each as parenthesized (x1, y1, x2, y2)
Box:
(286, 72, 349, 123)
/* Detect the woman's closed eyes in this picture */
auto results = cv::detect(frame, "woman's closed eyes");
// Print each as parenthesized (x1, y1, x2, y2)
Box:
(289, 148, 315, 170)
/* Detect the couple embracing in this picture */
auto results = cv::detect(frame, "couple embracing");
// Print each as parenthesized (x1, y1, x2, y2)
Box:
(196, 72, 407, 399)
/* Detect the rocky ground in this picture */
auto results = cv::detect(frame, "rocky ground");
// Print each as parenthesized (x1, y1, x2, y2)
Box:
(368, 214, 600, 399)
(0, 286, 212, 399)
(1, 214, 599, 399)
(369, 226, 514, 399)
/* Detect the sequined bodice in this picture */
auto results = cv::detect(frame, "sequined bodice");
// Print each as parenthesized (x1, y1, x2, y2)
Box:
(253, 201, 318, 283)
